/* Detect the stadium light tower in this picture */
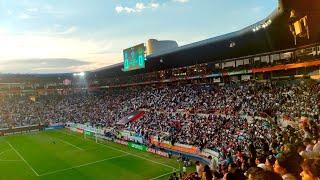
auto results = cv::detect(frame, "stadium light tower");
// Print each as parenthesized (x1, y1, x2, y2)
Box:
(73, 72, 88, 91)
(73, 72, 85, 77)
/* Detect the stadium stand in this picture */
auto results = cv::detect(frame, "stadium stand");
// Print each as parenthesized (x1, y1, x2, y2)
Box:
(0, 79, 319, 179)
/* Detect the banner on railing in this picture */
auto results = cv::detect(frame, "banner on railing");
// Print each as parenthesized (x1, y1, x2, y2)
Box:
(147, 148, 169, 158)
(67, 123, 215, 163)
(200, 149, 220, 159)
(85, 130, 94, 137)
(76, 128, 84, 134)
(118, 130, 143, 143)
(128, 142, 148, 152)
(151, 138, 199, 154)
(45, 124, 64, 130)
(114, 139, 128, 146)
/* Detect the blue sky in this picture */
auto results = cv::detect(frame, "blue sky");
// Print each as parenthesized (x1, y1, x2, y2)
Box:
(0, 0, 277, 73)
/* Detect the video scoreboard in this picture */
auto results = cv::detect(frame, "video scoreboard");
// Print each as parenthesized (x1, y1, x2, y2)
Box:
(123, 43, 146, 72)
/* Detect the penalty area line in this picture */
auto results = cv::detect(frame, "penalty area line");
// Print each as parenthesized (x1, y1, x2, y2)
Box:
(6, 141, 40, 176)
(55, 137, 84, 151)
(0, 149, 11, 156)
(39, 154, 129, 177)
(0, 149, 23, 162)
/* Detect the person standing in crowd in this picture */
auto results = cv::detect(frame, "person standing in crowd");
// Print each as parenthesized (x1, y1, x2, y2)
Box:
(195, 161, 202, 176)
(208, 156, 218, 172)
(168, 172, 179, 180)
(274, 153, 303, 180)
(265, 156, 276, 172)
(227, 163, 246, 180)
(303, 138, 314, 152)
(256, 155, 267, 170)
(300, 159, 320, 180)
(201, 165, 213, 180)
(247, 167, 282, 180)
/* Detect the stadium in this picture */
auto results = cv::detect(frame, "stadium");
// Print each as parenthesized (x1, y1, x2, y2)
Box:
(0, 0, 320, 179)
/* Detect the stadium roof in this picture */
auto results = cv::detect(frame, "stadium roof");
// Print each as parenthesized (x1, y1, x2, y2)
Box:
(91, 0, 320, 78)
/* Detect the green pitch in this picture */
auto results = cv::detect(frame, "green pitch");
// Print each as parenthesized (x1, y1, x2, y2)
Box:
(0, 129, 186, 180)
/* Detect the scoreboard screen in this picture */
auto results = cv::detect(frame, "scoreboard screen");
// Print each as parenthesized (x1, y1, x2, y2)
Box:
(123, 43, 146, 71)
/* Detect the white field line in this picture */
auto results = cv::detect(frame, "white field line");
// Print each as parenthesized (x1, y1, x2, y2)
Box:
(96, 141, 176, 170)
(149, 170, 175, 180)
(55, 137, 84, 151)
(0, 149, 22, 162)
(0, 159, 23, 162)
(63, 146, 101, 155)
(6, 141, 40, 176)
(60, 130, 177, 171)
(40, 154, 129, 176)
(0, 149, 10, 156)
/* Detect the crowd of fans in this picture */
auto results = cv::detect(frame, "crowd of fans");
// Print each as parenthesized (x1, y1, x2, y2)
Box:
(0, 79, 319, 179)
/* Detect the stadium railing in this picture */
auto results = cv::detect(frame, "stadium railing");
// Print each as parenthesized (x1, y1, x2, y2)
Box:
(0, 124, 45, 136)
(65, 123, 213, 165)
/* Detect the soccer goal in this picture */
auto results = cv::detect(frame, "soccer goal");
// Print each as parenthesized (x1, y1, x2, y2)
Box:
(83, 130, 98, 143)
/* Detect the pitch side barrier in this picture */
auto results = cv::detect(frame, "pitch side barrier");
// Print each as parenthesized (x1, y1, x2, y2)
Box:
(0, 124, 45, 136)
(44, 123, 65, 130)
(157, 147, 211, 165)
(65, 123, 217, 165)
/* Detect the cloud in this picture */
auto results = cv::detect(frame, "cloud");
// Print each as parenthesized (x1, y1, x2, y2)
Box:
(22, 26, 78, 36)
(0, 28, 8, 34)
(115, 6, 136, 13)
(173, 0, 189, 3)
(0, 58, 91, 73)
(18, 13, 34, 19)
(58, 26, 77, 35)
(16, 4, 65, 21)
(17, 4, 65, 20)
(135, 3, 146, 11)
(5, 58, 89, 66)
(67, 62, 114, 73)
(0, 32, 121, 73)
(150, 3, 160, 9)
(115, 2, 160, 14)
(40, 5, 65, 18)
(7, 10, 13, 16)
(26, 8, 38, 12)
(115, 6, 124, 13)
(115, 0, 189, 14)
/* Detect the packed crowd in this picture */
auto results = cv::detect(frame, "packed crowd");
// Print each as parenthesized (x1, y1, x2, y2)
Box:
(0, 79, 319, 179)
(184, 116, 320, 180)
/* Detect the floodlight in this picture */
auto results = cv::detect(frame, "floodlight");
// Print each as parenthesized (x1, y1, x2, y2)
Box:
(73, 72, 86, 77)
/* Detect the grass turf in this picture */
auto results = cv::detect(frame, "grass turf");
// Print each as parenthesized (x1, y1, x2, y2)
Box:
(0, 129, 191, 180)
